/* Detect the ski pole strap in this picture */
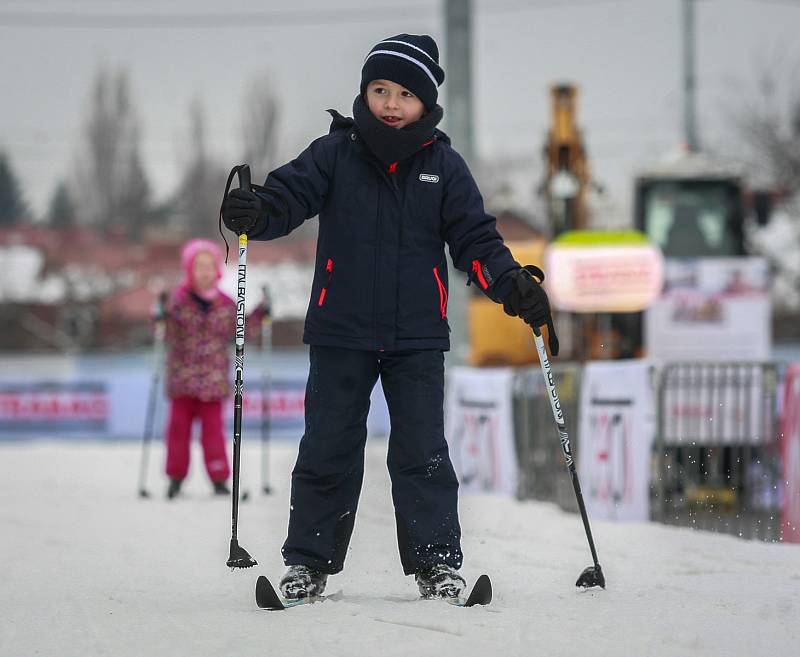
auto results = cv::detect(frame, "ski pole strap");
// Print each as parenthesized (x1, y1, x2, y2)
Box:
(521, 264, 545, 284)
(219, 163, 252, 264)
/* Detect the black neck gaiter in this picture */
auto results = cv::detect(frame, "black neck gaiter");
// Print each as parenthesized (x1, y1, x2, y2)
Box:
(352, 95, 443, 166)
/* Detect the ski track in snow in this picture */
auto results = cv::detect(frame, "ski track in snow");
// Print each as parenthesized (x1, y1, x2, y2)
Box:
(0, 439, 798, 657)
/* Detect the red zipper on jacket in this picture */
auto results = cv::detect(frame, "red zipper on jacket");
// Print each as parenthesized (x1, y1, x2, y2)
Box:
(317, 258, 334, 306)
(433, 267, 448, 319)
(471, 259, 489, 290)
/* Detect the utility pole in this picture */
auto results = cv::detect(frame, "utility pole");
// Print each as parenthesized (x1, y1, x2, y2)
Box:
(445, 0, 474, 166)
(444, 0, 474, 363)
(682, 0, 700, 152)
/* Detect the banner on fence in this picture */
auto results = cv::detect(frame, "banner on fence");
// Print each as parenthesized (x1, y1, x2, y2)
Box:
(577, 360, 655, 521)
(781, 364, 800, 543)
(645, 257, 770, 361)
(445, 367, 518, 496)
(0, 382, 109, 433)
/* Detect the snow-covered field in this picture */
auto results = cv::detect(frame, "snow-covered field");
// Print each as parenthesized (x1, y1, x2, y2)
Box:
(1, 439, 797, 657)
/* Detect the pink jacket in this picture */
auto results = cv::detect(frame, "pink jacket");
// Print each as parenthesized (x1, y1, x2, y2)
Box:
(164, 238, 264, 401)
(164, 238, 233, 401)
(165, 286, 236, 401)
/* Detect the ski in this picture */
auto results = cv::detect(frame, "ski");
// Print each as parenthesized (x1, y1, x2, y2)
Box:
(255, 573, 492, 610)
(255, 575, 323, 610)
(449, 573, 492, 607)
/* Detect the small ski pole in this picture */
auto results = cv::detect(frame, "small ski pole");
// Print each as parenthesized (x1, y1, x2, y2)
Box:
(532, 325, 605, 589)
(225, 163, 257, 569)
(260, 285, 273, 495)
(137, 290, 168, 498)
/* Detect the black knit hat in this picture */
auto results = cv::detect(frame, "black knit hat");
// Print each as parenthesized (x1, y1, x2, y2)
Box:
(360, 34, 445, 111)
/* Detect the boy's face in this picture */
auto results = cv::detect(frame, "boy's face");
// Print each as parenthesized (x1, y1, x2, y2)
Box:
(192, 251, 218, 292)
(365, 79, 425, 129)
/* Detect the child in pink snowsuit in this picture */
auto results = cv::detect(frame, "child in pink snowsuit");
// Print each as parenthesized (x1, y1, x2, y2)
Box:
(164, 238, 234, 499)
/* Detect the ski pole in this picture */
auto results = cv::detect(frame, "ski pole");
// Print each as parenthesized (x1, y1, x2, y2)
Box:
(260, 285, 273, 495)
(225, 163, 257, 569)
(137, 290, 168, 498)
(532, 325, 605, 589)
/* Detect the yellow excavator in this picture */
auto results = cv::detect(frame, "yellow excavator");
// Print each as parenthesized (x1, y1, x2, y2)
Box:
(469, 83, 589, 365)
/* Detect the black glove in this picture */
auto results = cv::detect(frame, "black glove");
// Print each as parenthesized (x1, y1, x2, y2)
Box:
(221, 188, 269, 236)
(503, 265, 560, 356)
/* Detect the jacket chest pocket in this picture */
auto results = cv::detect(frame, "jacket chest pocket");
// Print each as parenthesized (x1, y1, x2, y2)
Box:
(409, 179, 444, 225)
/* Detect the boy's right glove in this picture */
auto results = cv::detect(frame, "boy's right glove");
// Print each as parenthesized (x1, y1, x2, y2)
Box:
(503, 265, 560, 356)
(222, 188, 285, 236)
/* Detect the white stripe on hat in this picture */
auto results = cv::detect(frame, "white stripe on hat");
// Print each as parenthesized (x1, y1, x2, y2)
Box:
(364, 49, 438, 87)
(379, 39, 438, 65)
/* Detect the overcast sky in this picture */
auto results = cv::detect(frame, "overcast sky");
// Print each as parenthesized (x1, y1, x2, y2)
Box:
(1, 0, 799, 220)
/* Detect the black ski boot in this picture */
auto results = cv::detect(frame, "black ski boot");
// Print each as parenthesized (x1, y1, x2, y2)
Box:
(415, 564, 466, 599)
(212, 481, 231, 496)
(279, 565, 328, 600)
(166, 478, 183, 499)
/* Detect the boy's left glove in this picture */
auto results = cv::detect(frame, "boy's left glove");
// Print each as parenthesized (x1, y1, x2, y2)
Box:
(503, 265, 560, 356)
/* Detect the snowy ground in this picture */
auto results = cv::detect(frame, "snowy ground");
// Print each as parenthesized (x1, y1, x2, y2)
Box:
(1, 439, 798, 657)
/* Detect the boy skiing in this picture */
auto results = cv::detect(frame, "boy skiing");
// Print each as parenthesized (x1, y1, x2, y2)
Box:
(222, 34, 558, 600)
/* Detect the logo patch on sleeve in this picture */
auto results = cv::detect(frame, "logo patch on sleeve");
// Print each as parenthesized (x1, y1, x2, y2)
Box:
(419, 173, 440, 183)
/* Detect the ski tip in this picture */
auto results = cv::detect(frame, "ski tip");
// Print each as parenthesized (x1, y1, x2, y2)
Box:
(461, 573, 492, 607)
(256, 575, 322, 610)
(256, 575, 286, 610)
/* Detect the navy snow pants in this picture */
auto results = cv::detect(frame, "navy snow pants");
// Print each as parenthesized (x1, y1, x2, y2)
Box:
(281, 346, 463, 575)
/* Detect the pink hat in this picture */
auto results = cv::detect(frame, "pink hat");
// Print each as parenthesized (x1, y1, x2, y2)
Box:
(179, 238, 224, 299)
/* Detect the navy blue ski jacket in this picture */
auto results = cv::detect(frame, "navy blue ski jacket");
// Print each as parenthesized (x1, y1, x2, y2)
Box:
(251, 111, 519, 352)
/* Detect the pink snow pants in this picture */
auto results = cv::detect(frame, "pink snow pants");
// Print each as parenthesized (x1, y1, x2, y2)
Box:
(165, 397, 230, 483)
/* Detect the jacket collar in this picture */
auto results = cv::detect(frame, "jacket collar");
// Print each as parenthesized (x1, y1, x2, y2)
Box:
(351, 95, 443, 166)
(326, 102, 451, 164)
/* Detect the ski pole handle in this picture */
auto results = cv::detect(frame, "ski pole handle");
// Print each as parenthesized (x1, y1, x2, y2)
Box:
(261, 285, 272, 320)
(152, 290, 169, 342)
(237, 164, 251, 195)
(154, 290, 168, 320)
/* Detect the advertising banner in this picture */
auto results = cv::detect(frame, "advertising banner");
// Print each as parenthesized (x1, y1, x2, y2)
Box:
(545, 230, 664, 313)
(577, 360, 655, 521)
(0, 382, 109, 433)
(781, 364, 800, 543)
(444, 367, 518, 496)
(0, 352, 391, 441)
(646, 257, 770, 361)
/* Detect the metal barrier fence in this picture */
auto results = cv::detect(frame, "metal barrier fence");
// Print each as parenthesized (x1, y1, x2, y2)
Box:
(512, 364, 582, 513)
(652, 362, 782, 541)
(512, 360, 784, 542)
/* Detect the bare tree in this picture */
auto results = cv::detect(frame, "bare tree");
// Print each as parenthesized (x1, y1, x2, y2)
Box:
(241, 73, 280, 178)
(726, 63, 800, 189)
(174, 98, 228, 238)
(724, 62, 800, 315)
(238, 73, 321, 242)
(73, 67, 151, 238)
